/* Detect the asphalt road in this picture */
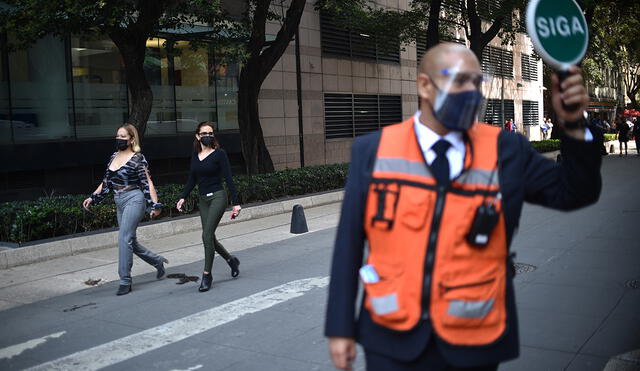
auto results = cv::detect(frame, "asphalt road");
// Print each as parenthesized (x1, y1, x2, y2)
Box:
(0, 154, 639, 371)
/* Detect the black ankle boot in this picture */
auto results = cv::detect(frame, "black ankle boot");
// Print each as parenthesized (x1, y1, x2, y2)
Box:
(227, 256, 240, 278)
(198, 273, 212, 292)
(156, 257, 169, 279)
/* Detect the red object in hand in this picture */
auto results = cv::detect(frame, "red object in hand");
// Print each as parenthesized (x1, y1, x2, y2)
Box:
(231, 211, 238, 219)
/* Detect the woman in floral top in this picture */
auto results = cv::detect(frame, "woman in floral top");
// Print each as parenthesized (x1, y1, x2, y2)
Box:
(82, 124, 168, 296)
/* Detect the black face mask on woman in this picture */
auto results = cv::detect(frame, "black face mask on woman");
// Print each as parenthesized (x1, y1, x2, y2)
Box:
(116, 139, 129, 151)
(200, 136, 214, 147)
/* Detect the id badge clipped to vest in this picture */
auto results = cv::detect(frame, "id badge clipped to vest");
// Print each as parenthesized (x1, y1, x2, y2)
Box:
(466, 201, 500, 247)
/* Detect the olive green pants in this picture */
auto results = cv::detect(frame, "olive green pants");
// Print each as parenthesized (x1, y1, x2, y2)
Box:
(199, 190, 232, 272)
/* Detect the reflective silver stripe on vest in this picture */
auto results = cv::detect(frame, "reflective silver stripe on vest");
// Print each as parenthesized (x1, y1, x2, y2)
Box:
(455, 169, 499, 187)
(447, 298, 495, 318)
(371, 293, 399, 315)
(374, 158, 431, 178)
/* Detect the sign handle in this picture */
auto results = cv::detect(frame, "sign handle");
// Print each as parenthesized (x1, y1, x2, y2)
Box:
(556, 70, 580, 113)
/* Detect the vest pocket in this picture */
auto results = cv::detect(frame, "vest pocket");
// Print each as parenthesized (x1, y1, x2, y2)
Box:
(364, 270, 408, 323)
(438, 276, 501, 328)
(400, 190, 433, 230)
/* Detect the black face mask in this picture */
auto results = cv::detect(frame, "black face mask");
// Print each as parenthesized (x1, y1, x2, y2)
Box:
(200, 136, 214, 147)
(116, 139, 129, 151)
(429, 88, 485, 132)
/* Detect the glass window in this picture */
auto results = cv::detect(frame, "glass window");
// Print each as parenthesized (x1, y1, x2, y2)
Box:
(0, 34, 10, 144)
(9, 34, 73, 142)
(71, 36, 128, 138)
(173, 43, 216, 133)
(215, 58, 239, 131)
(145, 37, 177, 136)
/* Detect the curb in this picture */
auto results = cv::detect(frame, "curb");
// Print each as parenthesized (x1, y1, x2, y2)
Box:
(0, 189, 344, 270)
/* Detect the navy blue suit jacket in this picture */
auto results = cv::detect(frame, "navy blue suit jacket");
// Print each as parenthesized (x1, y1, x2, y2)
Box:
(325, 125, 602, 366)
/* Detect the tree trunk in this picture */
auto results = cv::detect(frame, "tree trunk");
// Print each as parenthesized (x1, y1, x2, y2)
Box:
(110, 32, 153, 138)
(237, 0, 306, 174)
(627, 91, 639, 109)
(425, 0, 441, 50)
(238, 63, 274, 174)
(465, 0, 506, 60)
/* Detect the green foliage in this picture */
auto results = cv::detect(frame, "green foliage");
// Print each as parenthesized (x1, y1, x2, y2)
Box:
(0, 163, 349, 244)
(316, 0, 526, 55)
(604, 133, 617, 142)
(0, 0, 235, 51)
(530, 139, 560, 153)
(581, 0, 640, 105)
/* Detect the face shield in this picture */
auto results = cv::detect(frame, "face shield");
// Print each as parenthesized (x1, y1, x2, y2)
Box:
(427, 62, 493, 131)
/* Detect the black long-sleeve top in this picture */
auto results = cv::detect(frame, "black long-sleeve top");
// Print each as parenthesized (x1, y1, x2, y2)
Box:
(180, 149, 239, 205)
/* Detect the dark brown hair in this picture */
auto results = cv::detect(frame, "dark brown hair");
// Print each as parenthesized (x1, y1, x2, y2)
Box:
(193, 121, 220, 153)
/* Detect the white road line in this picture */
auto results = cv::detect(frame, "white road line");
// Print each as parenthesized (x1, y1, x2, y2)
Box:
(26, 276, 329, 371)
(170, 365, 203, 371)
(0, 331, 66, 360)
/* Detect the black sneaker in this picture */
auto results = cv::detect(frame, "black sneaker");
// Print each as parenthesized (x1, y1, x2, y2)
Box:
(116, 284, 132, 296)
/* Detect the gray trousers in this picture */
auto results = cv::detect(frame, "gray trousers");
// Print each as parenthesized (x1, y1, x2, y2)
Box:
(115, 189, 162, 285)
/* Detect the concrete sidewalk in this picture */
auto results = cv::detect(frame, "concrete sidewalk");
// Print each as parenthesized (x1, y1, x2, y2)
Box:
(0, 202, 342, 311)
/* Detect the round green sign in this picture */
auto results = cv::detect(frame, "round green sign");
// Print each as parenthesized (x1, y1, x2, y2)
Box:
(526, 0, 589, 70)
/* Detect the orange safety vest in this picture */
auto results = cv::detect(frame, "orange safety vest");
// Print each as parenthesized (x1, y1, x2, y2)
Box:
(363, 118, 508, 346)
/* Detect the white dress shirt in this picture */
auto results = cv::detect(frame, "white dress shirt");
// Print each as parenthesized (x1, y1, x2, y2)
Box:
(413, 111, 465, 180)
(412, 111, 594, 181)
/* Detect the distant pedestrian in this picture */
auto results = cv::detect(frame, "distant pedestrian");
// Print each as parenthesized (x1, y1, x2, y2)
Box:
(82, 124, 167, 296)
(616, 119, 630, 156)
(504, 119, 512, 132)
(633, 119, 640, 155)
(541, 118, 550, 139)
(176, 121, 241, 292)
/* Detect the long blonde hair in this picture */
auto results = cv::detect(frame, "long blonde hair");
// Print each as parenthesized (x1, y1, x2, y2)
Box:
(119, 124, 141, 152)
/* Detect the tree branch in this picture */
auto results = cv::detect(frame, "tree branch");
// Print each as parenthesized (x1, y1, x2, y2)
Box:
(257, 0, 306, 78)
(248, 0, 271, 59)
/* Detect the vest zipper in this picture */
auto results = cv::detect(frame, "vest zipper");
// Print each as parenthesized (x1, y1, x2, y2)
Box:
(438, 278, 496, 296)
(421, 185, 447, 320)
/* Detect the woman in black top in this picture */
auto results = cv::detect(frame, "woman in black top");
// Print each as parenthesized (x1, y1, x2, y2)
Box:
(616, 119, 630, 156)
(82, 124, 168, 296)
(176, 122, 241, 292)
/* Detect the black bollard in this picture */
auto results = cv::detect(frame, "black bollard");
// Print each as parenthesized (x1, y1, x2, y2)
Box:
(290, 204, 309, 234)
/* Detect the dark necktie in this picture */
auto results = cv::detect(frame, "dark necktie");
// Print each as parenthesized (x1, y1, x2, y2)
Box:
(431, 139, 451, 185)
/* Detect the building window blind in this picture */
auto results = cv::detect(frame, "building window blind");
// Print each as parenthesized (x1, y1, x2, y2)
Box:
(324, 94, 402, 139)
(522, 100, 539, 125)
(477, 0, 505, 20)
(320, 11, 400, 63)
(521, 54, 538, 81)
(483, 99, 514, 125)
(481, 46, 513, 79)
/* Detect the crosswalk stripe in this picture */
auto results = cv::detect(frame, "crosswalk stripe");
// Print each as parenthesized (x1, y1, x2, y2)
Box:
(0, 331, 66, 360)
(25, 276, 329, 371)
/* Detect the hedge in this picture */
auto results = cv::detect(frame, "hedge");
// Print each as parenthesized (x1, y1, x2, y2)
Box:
(530, 139, 560, 153)
(0, 163, 349, 244)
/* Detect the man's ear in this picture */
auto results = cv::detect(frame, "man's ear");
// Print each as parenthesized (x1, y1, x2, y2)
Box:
(417, 73, 432, 101)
